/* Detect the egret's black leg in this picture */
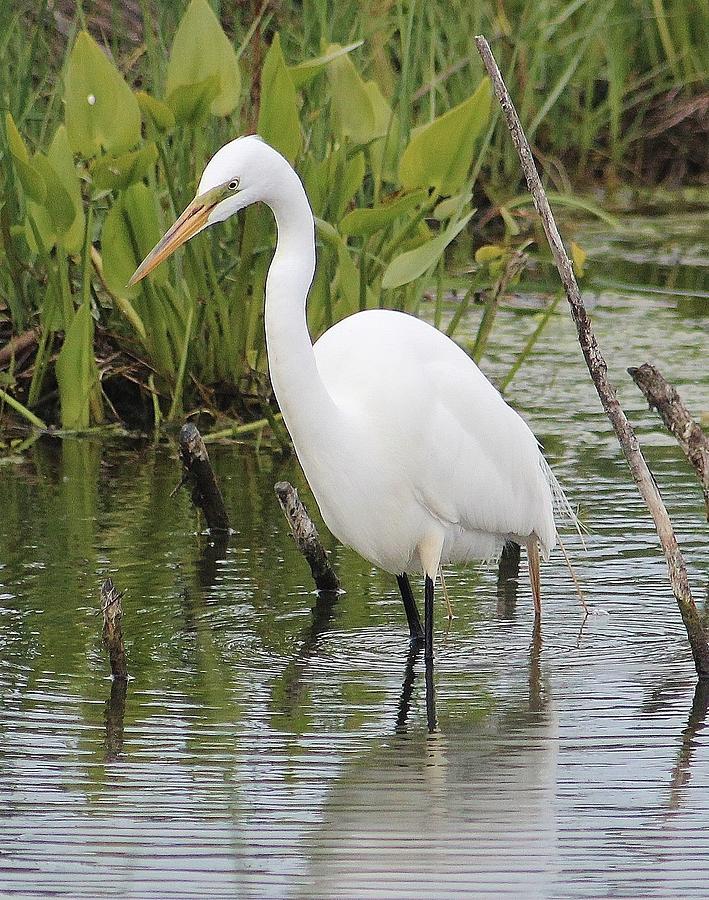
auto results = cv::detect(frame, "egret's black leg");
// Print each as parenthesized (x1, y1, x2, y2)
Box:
(397, 574, 424, 644)
(425, 655, 437, 733)
(424, 574, 434, 663)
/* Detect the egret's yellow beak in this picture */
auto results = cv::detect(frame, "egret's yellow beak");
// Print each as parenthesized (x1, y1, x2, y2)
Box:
(128, 193, 218, 286)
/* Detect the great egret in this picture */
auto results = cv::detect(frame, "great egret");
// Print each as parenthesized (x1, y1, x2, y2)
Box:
(130, 135, 567, 661)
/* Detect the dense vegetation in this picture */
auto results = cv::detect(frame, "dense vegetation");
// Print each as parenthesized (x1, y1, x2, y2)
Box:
(1, 0, 705, 441)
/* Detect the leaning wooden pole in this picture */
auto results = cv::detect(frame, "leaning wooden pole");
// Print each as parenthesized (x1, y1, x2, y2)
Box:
(274, 481, 340, 592)
(474, 35, 709, 677)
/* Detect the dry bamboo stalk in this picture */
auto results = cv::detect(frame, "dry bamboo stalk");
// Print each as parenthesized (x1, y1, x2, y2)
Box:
(475, 35, 709, 677)
(274, 481, 340, 592)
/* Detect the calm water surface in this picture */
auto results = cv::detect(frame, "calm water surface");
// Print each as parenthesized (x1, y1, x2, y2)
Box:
(0, 212, 707, 898)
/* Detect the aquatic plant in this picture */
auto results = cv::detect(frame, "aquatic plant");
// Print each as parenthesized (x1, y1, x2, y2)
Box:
(0, 0, 703, 434)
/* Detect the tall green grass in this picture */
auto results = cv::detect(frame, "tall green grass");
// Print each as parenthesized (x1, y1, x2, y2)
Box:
(0, 0, 704, 437)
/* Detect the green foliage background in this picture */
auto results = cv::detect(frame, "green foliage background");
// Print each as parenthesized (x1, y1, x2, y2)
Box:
(0, 0, 705, 435)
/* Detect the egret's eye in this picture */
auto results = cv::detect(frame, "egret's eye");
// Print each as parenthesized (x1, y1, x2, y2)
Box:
(228, 179, 239, 191)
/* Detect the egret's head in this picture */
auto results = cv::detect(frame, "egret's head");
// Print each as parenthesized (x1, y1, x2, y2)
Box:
(129, 135, 284, 286)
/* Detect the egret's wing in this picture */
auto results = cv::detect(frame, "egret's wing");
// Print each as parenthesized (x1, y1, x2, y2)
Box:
(314, 309, 557, 553)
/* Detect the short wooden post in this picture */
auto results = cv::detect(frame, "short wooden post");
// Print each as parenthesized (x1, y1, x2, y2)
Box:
(274, 481, 340, 592)
(178, 423, 230, 533)
(101, 577, 127, 680)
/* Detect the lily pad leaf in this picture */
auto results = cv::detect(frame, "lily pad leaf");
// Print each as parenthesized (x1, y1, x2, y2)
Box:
(92, 143, 158, 191)
(166, 0, 241, 118)
(65, 31, 141, 156)
(340, 190, 427, 237)
(382, 212, 474, 289)
(258, 34, 300, 163)
(399, 78, 491, 194)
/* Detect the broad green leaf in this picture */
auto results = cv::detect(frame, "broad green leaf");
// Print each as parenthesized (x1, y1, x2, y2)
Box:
(136, 91, 175, 134)
(301, 154, 328, 215)
(65, 32, 141, 156)
(433, 191, 472, 221)
(166, 76, 220, 124)
(32, 155, 74, 232)
(498, 205, 520, 236)
(27, 152, 76, 253)
(302, 146, 363, 220)
(382, 212, 474, 289)
(475, 244, 505, 263)
(102, 182, 167, 299)
(289, 41, 363, 89)
(92, 143, 158, 191)
(55, 301, 101, 429)
(47, 126, 85, 254)
(339, 190, 427, 237)
(571, 241, 587, 277)
(5, 113, 46, 203)
(258, 34, 300, 163)
(39, 277, 64, 332)
(327, 45, 380, 145)
(339, 152, 365, 215)
(399, 78, 491, 194)
(315, 218, 358, 314)
(364, 79, 399, 181)
(166, 0, 240, 118)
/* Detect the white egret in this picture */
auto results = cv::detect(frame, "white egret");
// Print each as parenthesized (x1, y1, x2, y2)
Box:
(130, 136, 567, 661)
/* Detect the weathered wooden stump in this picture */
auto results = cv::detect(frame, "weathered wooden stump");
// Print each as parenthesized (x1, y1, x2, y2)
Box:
(629, 363, 709, 521)
(178, 423, 230, 533)
(100, 577, 127, 680)
(274, 481, 340, 592)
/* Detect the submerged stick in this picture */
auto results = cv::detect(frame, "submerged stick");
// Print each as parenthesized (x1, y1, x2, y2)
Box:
(274, 481, 340, 592)
(475, 35, 709, 677)
(629, 364, 709, 521)
(178, 423, 230, 533)
(100, 578, 127, 681)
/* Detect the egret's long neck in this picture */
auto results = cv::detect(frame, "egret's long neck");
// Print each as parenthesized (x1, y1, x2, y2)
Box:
(264, 167, 338, 449)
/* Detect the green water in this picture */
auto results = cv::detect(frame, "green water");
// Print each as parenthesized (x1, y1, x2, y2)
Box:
(0, 211, 707, 897)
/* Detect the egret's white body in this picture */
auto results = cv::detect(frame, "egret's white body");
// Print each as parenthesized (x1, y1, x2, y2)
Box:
(309, 309, 556, 575)
(132, 135, 562, 643)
